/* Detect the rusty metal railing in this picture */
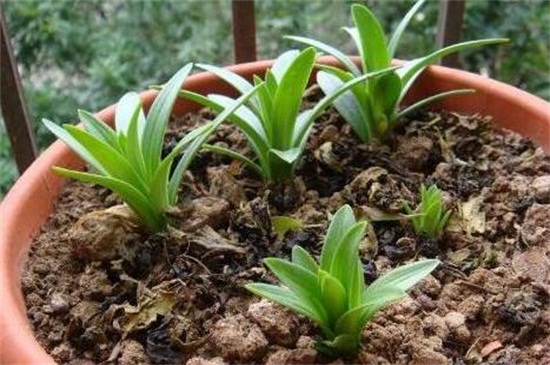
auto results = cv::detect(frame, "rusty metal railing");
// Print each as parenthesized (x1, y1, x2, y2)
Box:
(0, 0, 464, 175)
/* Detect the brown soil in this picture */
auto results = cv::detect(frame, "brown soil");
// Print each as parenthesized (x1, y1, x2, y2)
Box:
(22, 87, 550, 365)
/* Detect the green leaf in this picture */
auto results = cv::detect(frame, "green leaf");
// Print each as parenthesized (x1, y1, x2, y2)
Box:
(43, 119, 107, 175)
(271, 48, 316, 148)
(124, 98, 149, 184)
(317, 71, 371, 141)
(208, 94, 267, 141)
(197, 63, 254, 94)
(318, 269, 347, 325)
(291, 245, 319, 273)
(351, 4, 390, 72)
(143, 63, 193, 172)
(396, 89, 475, 120)
(115, 92, 142, 136)
(294, 66, 399, 147)
(285, 35, 361, 76)
(179, 90, 270, 170)
(320, 205, 356, 271)
(269, 147, 301, 164)
(245, 283, 330, 334)
(77, 110, 118, 147)
(388, 0, 426, 58)
(264, 258, 320, 299)
(330, 221, 366, 293)
(203, 144, 264, 178)
(348, 258, 365, 308)
(168, 84, 262, 203)
(52, 167, 164, 231)
(272, 216, 304, 239)
(335, 287, 405, 336)
(63, 125, 146, 191)
(375, 72, 402, 119)
(263, 258, 328, 324)
(318, 333, 359, 356)
(398, 38, 508, 97)
(271, 49, 300, 81)
(365, 259, 439, 296)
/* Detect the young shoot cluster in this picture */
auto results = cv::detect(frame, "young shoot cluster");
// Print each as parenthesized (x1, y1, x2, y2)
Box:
(246, 205, 439, 356)
(287, 0, 507, 142)
(45, 64, 260, 232)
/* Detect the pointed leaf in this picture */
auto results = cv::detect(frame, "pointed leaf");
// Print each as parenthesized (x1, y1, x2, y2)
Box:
(271, 48, 316, 148)
(388, 0, 426, 58)
(52, 167, 164, 231)
(351, 4, 390, 72)
(291, 245, 319, 273)
(78, 110, 118, 147)
(285, 35, 361, 76)
(318, 269, 348, 325)
(245, 283, 329, 332)
(320, 205, 356, 271)
(270, 49, 300, 81)
(335, 287, 405, 336)
(398, 38, 508, 98)
(43, 119, 107, 174)
(115, 92, 142, 136)
(143, 63, 193, 171)
(396, 89, 475, 120)
(317, 71, 371, 141)
(366, 259, 439, 296)
(197, 63, 254, 94)
(330, 221, 367, 293)
(168, 84, 261, 203)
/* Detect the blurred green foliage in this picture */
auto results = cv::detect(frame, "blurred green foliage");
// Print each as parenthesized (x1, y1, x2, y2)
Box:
(1, 0, 548, 197)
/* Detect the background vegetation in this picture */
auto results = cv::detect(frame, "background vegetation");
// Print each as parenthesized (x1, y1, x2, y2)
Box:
(1, 0, 549, 196)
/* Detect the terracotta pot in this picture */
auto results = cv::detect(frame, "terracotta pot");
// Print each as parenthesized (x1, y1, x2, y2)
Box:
(1, 59, 549, 364)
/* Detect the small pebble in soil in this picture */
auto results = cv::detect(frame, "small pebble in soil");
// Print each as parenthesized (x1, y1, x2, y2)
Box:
(417, 235, 441, 258)
(146, 328, 182, 364)
(119, 340, 148, 365)
(247, 299, 299, 347)
(209, 314, 268, 363)
(444, 311, 471, 344)
(362, 259, 378, 284)
(521, 204, 550, 247)
(49, 292, 70, 314)
(266, 348, 318, 365)
(532, 175, 550, 203)
(186, 357, 226, 365)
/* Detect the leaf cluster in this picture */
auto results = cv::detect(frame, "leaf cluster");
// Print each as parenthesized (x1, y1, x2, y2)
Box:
(180, 48, 396, 182)
(404, 184, 451, 238)
(45, 63, 259, 232)
(288, 0, 508, 142)
(246, 205, 439, 356)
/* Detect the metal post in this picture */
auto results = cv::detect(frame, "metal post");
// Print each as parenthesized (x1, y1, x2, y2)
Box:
(436, 0, 466, 68)
(0, 6, 37, 173)
(232, 0, 257, 63)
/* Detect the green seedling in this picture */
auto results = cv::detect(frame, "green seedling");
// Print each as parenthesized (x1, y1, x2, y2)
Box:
(287, 0, 508, 142)
(404, 184, 451, 238)
(44, 63, 260, 232)
(246, 204, 439, 356)
(178, 48, 397, 182)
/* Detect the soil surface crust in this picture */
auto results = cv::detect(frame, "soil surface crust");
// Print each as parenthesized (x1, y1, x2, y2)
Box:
(22, 88, 550, 364)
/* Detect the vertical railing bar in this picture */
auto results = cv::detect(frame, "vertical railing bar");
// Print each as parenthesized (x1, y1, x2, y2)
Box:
(0, 6, 37, 174)
(436, 0, 466, 68)
(232, 0, 257, 64)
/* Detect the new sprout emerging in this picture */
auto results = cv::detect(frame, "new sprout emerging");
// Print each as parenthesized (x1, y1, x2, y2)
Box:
(404, 184, 451, 238)
(287, 0, 507, 142)
(45, 64, 260, 232)
(246, 204, 439, 356)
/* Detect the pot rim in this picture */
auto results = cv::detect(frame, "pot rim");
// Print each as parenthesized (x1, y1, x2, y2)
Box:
(1, 58, 549, 364)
